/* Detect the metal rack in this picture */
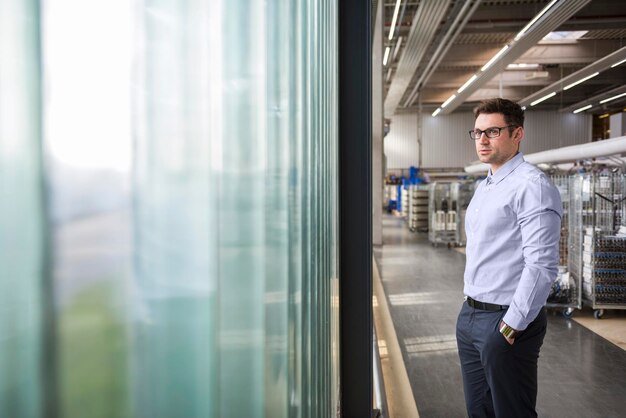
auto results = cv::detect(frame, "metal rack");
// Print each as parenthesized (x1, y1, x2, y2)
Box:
(401, 186, 409, 219)
(547, 174, 580, 317)
(428, 181, 473, 247)
(569, 172, 626, 319)
(450, 181, 474, 246)
(408, 185, 429, 232)
(428, 182, 456, 247)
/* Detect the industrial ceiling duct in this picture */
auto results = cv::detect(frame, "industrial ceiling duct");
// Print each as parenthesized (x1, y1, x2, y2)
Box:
(384, 0, 450, 116)
(464, 135, 626, 174)
(439, 0, 592, 115)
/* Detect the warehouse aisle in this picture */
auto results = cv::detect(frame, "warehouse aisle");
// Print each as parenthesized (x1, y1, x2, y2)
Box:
(374, 214, 626, 418)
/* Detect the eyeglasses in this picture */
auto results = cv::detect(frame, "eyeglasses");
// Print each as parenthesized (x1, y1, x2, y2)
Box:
(468, 125, 517, 140)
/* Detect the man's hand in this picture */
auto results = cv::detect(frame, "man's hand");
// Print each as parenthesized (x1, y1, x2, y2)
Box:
(499, 320, 518, 345)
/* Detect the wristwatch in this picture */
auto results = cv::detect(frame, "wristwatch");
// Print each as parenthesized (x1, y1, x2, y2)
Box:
(499, 321, 519, 339)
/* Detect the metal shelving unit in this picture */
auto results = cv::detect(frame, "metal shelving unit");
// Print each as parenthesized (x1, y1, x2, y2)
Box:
(428, 182, 457, 247)
(450, 181, 474, 247)
(547, 174, 580, 317)
(569, 172, 626, 319)
(428, 181, 473, 247)
(408, 185, 429, 232)
(401, 186, 409, 219)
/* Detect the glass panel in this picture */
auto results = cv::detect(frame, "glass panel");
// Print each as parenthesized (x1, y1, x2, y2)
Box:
(132, 0, 338, 416)
(9, 0, 339, 416)
(0, 1, 45, 417)
(43, 1, 133, 417)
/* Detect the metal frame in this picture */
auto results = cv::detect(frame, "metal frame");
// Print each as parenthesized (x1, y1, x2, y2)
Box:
(547, 174, 581, 316)
(339, 0, 372, 415)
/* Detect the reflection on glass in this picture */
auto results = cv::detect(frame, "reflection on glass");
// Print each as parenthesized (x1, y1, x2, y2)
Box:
(0, 1, 45, 417)
(132, 0, 339, 416)
(43, 1, 133, 417)
(7, 0, 339, 416)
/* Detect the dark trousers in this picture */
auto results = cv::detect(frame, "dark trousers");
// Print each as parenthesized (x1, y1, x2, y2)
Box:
(456, 302, 547, 418)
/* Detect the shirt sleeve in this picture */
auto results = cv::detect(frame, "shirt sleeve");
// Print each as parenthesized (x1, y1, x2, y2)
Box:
(502, 174, 562, 330)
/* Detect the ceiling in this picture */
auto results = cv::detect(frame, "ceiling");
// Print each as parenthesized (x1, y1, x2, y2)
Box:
(381, 0, 626, 116)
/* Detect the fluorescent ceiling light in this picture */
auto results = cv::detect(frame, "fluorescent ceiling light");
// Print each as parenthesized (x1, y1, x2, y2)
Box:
(432, 108, 441, 117)
(514, 0, 558, 41)
(507, 63, 540, 70)
(457, 75, 477, 93)
(611, 58, 626, 68)
(383, 47, 390, 66)
(599, 113, 609, 119)
(441, 94, 456, 109)
(530, 92, 556, 106)
(600, 92, 626, 104)
(521, 106, 526, 110)
(388, 0, 402, 40)
(481, 45, 509, 72)
(573, 104, 592, 114)
(563, 72, 599, 90)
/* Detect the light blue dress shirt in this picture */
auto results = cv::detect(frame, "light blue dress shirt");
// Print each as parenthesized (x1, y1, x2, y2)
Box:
(464, 152, 562, 331)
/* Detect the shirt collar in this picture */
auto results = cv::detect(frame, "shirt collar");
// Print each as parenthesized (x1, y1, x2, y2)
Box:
(487, 152, 525, 185)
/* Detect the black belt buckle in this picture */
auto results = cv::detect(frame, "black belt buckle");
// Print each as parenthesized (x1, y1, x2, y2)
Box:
(466, 296, 507, 311)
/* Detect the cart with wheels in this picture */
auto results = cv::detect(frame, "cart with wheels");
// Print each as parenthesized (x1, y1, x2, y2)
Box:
(547, 174, 581, 318)
(408, 184, 429, 232)
(428, 182, 457, 248)
(569, 172, 626, 319)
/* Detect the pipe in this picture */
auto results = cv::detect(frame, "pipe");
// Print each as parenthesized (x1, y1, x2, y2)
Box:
(464, 135, 626, 174)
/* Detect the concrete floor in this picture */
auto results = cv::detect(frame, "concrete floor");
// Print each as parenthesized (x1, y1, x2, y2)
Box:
(375, 214, 626, 418)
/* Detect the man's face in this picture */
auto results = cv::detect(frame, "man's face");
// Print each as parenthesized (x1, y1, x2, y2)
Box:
(474, 112, 522, 173)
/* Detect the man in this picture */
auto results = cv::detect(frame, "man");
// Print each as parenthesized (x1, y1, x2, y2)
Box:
(456, 98, 562, 418)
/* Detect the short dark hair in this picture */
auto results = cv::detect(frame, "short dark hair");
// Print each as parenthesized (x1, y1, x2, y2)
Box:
(473, 98, 524, 128)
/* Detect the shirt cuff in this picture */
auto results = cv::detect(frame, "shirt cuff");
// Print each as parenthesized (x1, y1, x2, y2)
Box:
(502, 308, 529, 331)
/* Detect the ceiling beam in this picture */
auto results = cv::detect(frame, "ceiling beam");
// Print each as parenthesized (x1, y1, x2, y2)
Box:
(438, 0, 592, 115)
(559, 84, 626, 113)
(426, 69, 562, 89)
(402, 0, 482, 107)
(420, 86, 530, 103)
(384, 0, 450, 116)
(438, 39, 623, 68)
(462, 16, 626, 33)
(519, 46, 626, 107)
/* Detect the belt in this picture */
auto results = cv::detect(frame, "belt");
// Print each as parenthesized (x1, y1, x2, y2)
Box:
(466, 296, 508, 311)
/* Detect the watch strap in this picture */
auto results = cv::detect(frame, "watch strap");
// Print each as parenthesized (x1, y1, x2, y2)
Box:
(499, 321, 519, 339)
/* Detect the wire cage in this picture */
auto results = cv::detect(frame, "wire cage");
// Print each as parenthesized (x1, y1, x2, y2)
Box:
(428, 181, 473, 247)
(547, 174, 580, 316)
(569, 172, 626, 319)
(451, 181, 474, 246)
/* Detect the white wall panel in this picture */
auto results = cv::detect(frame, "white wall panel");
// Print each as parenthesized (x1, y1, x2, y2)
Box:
(386, 110, 592, 170)
(422, 112, 477, 168)
(385, 113, 419, 169)
(522, 111, 591, 154)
